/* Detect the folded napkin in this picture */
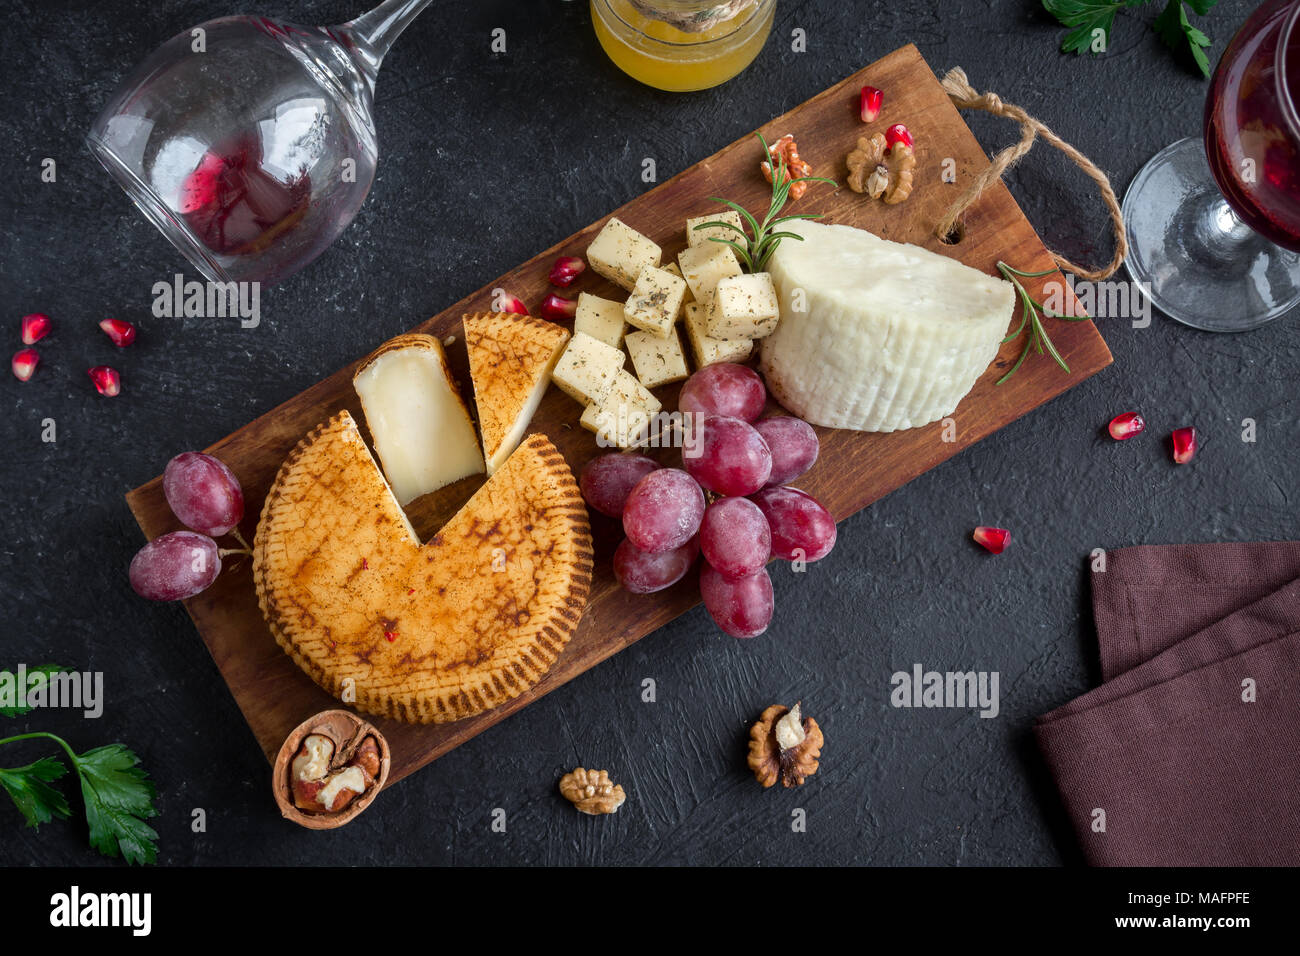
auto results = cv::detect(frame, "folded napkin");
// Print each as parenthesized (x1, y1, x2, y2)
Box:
(1035, 542, 1300, 866)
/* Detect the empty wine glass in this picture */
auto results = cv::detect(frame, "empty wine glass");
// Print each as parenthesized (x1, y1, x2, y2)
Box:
(87, 0, 433, 287)
(1123, 0, 1300, 332)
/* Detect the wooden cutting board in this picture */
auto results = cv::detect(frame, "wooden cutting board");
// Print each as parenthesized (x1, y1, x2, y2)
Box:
(126, 44, 1111, 787)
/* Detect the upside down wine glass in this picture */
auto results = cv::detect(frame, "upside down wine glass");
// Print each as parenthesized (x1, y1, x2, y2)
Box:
(87, 0, 434, 287)
(1123, 0, 1300, 332)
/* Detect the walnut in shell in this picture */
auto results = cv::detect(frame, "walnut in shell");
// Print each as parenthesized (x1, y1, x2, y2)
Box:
(747, 702, 824, 788)
(273, 709, 391, 830)
(559, 767, 626, 815)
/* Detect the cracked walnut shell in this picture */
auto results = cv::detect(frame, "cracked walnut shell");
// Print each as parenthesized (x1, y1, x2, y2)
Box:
(559, 767, 627, 815)
(747, 702, 823, 788)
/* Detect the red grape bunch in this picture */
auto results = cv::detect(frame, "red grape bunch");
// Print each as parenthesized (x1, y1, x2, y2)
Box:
(129, 452, 248, 601)
(580, 363, 837, 639)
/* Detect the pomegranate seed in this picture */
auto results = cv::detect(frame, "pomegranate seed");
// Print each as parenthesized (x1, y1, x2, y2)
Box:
(11, 348, 39, 382)
(21, 313, 51, 345)
(539, 294, 577, 322)
(495, 291, 528, 315)
(1170, 427, 1197, 464)
(548, 255, 586, 288)
(99, 318, 137, 347)
(859, 85, 883, 122)
(885, 123, 913, 150)
(384, 630, 398, 642)
(973, 526, 1010, 554)
(1108, 412, 1146, 440)
(88, 365, 121, 397)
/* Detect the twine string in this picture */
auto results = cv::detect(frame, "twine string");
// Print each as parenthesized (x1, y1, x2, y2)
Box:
(937, 67, 1128, 282)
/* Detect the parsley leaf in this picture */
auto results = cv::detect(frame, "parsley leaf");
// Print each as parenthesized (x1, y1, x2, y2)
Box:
(1043, 0, 1218, 74)
(0, 733, 159, 864)
(72, 744, 159, 866)
(1155, 0, 1215, 77)
(0, 757, 71, 828)
(1042, 0, 1143, 55)
(0, 664, 68, 717)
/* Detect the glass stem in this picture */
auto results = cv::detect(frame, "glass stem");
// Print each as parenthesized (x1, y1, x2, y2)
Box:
(337, 0, 435, 86)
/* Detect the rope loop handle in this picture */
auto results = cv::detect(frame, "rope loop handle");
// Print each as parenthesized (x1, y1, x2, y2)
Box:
(938, 67, 1128, 282)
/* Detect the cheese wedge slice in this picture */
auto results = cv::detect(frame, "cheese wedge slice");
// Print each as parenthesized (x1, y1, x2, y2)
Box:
(254, 412, 593, 724)
(353, 334, 485, 504)
(761, 221, 1015, 432)
(463, 312, 570, 473)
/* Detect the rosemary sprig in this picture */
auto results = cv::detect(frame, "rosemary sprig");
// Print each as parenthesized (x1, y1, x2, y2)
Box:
(995, 261, 1091, 385)
(694, 132, 836, 273)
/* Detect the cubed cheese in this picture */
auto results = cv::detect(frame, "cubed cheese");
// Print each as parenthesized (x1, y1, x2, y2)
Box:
(708, 272, 780, 339)
(685, 210, 744, 248)
(677, 242, 743, 303)
(574, 293, 627, 348)
(626, 327, 689, 390)
(579, 369, 663, 449)
(586, 217, 661, 291)
(684, 300, 754, 367)
(551, 331, 625, 406)
(624, 265, 687, 338)
(660, 262, 693, 303)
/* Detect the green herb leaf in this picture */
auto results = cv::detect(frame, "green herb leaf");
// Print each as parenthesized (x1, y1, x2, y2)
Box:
(1042, 0, 1143, 55)
(707, 135, 835, 274)
(0, 665, 68, 718)
(0, 757, 71, 828)
(995, 261, 1077, 384)
(1154, 0, 1215, 77)
(72, 744, 159, 866)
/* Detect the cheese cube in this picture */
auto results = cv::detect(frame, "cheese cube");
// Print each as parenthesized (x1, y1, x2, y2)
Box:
(624, 265, 687, 338)
(707, 272, 780, 339)
(551, 331, 625, 406)
(660, 262, 693, 303)
(685, 210, 745, 248)
(574, 293, 627, 348)
(579, 369, 663, 449)
(684, 300, 754, 367)
(677, 242, 743, 303)
(586, 217, 661, 291)
(626, 327, 689, 389)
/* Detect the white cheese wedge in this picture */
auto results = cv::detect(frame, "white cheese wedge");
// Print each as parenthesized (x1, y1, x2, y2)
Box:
(684, 300, 753, 367)
(685, 210, 744, 248)
(353, 334, 486, 505)
(624, 265, 687, 338)
(551, 331, 626, 406)
(575, 292, 628, 348)
(626, 327, 689, 389)
(587, 217, 661, 291)
(761, 220, 1015, 432)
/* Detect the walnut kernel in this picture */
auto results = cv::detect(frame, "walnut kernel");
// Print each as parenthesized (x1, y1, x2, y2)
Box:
(747, 702, 824, 788)
(761, 133, 815, 200)
(559, 767, 627, 815)
(883, 142, 917, 204)
(846, 134, 886, 194)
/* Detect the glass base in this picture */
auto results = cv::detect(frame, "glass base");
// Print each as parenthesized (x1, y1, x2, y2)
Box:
(1122, 137, 1300, 333)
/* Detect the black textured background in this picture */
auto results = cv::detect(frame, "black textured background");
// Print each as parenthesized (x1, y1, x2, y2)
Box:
(1, 0, 1294, 867)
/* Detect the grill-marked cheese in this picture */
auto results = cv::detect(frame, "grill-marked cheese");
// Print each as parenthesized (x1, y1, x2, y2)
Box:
(463, 312, 569, 473)
(761, 221, 1015, 432)
(254, 413, 593, 724)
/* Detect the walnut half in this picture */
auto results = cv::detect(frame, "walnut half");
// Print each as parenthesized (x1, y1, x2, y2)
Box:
(559, 767, 627, 815)
(846, 134, 916, 204)
(747, 702, 824, 788)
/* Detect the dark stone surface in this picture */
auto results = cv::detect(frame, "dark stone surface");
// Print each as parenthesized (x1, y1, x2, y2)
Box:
(0, 0, 1293, 867)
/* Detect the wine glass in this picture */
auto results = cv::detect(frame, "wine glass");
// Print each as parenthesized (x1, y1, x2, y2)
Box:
(86, 1, 433, 287)
(1123, 0, 1300, 332)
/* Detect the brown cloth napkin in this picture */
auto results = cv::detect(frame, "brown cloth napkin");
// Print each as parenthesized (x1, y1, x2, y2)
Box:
(1035, 542, 1300, 866)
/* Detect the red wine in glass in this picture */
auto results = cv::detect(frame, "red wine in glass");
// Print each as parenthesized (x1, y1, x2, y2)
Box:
(180, 134, 312, 257)
(1204, 0, 1300, 251)
(1122, 0, 1300, 332)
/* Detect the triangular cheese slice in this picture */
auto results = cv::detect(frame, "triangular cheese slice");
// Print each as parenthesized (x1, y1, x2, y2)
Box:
(254, 411, 592, 724)
(463, 312, 570, 473)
